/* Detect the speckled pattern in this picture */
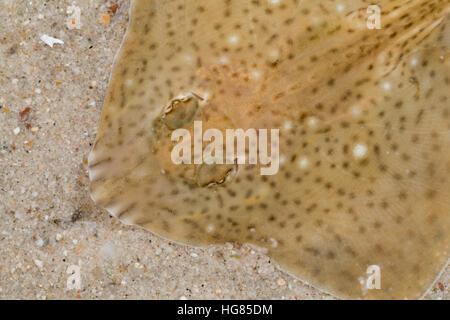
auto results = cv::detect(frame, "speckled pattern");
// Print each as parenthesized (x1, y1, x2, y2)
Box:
(0, 0, 448, 300)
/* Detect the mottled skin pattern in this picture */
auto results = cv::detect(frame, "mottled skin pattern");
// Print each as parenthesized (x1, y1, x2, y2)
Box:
(88, 0, 450, 299)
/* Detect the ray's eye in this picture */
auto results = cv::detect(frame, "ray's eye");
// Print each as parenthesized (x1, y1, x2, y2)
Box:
(162, 96, 199, 129)
(196, 162, 237, 187)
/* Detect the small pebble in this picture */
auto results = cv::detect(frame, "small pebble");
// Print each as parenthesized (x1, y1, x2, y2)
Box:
(99, 12, 111, 24)
(36, 238, 44, 247)
(13, 127, 20, 135)
(277, 278, 286, 286)
(34, 259, 43, 269)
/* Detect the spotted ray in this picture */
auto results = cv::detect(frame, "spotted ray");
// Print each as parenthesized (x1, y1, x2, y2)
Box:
(89, 0, 450, 299)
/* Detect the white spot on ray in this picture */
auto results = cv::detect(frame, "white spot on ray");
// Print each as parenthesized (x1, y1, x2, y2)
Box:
(206, 224, 215, 233)
(279, 155, 286, 165)
(337, 4, 345, 12)
(268, 49, 279, 60)
(251, 70, 262, 79)
(298, 157, 309, 169)
(353, 143, 368, 159)
(350, 105, 362, 117)
(125, 79, 133, 87)
(219, 56, 229, 64)
(283, 121, 292, 130)
(268, 0, 281, 4)
(382, 82, 391, 91)
(312, 16, 321, 25)
(308, 117, 318, 128)
(410, 58, 418, 67)
(228, 35, 239, 45)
